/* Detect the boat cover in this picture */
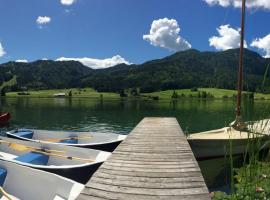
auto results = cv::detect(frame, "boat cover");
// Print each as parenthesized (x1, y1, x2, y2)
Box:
(15, 152, 49, 165)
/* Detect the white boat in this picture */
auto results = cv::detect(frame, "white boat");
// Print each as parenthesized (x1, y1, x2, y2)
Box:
(0, 136, 111, 184)
(187, 125, 268, 159)
(6, 129, 127, 152)
(0, 159, 84, 200)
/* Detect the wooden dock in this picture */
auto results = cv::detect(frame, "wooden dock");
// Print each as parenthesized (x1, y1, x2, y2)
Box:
(77, 117, 210, 200)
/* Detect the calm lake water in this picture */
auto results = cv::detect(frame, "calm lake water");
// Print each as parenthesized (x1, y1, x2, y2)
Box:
(1, 97, 270, 191)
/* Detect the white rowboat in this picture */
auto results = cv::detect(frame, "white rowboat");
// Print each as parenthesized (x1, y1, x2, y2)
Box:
(6, 129, 127, 152)
(0, 159, 84, 200)
(0, 136, 111, 184)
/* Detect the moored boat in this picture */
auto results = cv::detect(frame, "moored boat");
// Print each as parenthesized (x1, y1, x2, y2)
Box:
(186, 0, 270, 160)
(0, 113, 11, 125)
(0, 136, 111, 184)
(6, 129, 127, 152)
(187, 126, 268, 159)
(0, 159, 84, 200)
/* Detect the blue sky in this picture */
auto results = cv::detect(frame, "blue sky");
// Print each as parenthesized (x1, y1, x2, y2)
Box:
(0, 0, 270, 68)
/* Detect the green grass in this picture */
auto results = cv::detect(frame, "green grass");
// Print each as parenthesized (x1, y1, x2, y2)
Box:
(5, 88, 120, 99)
(4, 87, 270, 100)
(144, 88, 270, 100)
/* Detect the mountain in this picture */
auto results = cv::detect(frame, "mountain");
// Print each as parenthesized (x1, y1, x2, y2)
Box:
(80, 48, 270, 93)
(0, 48, 270, 93)
(0, 60, 92, 91)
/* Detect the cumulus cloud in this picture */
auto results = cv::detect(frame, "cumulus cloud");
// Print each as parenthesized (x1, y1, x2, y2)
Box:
(143, 18, 191, 52)
(209, 24, 247, 51)
(203, 0, 270, 10)
(251, 34, 270, 58)
(60, 0, 76, 5)
(0, 42, 6, 57)
(36, 16, 51, 25)
(15, 59, 28, 63)
(56, 55, 130, 69)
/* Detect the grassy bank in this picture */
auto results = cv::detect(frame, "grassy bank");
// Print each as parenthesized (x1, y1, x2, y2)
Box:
(5, 88, 120, 99)
(145, 88, 270, 100)
(4, 87, 270, 100)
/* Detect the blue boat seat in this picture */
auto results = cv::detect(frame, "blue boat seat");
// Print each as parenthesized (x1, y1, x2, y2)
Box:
(14, 130, 33, 139)
(0, 168, 7, 186)
(59, 138, 78, 144)
(15, 152, 49, 165)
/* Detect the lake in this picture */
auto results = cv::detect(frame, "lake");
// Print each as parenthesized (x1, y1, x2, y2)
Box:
(1, 97, 270, 192)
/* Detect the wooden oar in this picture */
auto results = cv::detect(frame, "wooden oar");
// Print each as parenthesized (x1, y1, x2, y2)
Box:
(31, 149, 94, 163)
(0, 140, 65, 154)
(0, 187, 13, 200)
(42, 135, 92, 143)
(0, 139, 94, 163)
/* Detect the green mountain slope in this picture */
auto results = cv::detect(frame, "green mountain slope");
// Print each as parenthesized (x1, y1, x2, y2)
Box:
(80, 48, 270, 92)
(0, 60, 93, 91)
(0, 48, 269, 93)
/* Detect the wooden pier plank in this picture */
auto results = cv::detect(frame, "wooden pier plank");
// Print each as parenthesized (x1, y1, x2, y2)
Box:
(77, 117, 210, 200)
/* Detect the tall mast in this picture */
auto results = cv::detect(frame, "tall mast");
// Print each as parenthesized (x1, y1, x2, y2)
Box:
(232, 0, 246, 130)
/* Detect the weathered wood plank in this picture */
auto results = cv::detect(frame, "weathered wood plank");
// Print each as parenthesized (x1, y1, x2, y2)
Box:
(77, 117, 210, 200)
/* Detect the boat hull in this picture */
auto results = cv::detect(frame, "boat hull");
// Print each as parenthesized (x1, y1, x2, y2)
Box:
(7, 133, 123, 152)
(80, 140, 122, 151)
(188, 137, 266, 160)
(0, 112, 11, 125)
(34, 162, 102, 184)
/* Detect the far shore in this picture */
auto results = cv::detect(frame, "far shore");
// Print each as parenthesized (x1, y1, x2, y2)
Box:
(2, 87, 270, 101)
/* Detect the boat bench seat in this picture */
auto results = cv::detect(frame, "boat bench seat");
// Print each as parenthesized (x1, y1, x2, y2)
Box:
(15, 152, 49, 165)
(14, 130, 33, 139)
(0, 168, 7, 186)
(59, 138, 78, 144)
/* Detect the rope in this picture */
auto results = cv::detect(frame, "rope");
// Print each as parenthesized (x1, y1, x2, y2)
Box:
(0, 187, 12, 200)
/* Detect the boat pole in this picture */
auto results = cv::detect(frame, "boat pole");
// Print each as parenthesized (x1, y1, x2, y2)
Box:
(232, 0, 247, 130)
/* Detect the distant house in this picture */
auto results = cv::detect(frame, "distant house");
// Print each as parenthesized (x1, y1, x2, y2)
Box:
(53, 93, 66, 97)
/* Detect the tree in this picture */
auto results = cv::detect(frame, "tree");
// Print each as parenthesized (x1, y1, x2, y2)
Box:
(119, 89, 127, 97)
(171, 90, 178, 99)
(1, 87, 6, 96)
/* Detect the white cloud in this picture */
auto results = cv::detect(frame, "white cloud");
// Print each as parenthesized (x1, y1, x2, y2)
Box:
(143, 18, 191, 52)
(36, 16, 51, 25)
(209, 24, 247, 51)
(0, 42, 6, 57)
(204, 0, 270, 10)
(251, 34, 270, 58)
(15, 59, 28, 63)
(60, 0, 76, 5)
(56, 55, 130, 69)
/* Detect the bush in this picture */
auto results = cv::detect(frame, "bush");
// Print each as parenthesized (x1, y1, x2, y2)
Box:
(190, 87, 198, 92)
(119, 89, 127, 97)
(201, 91, 207, 98)
(222, 95, 228, 99)
(152, 96, 159, 100)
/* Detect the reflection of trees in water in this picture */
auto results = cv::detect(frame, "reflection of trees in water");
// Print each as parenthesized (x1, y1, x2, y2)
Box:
(199, 155, 244, 194)
(1, 98, 269, 134)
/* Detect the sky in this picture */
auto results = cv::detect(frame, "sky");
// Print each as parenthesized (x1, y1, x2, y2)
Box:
(0, 0, 270, 68)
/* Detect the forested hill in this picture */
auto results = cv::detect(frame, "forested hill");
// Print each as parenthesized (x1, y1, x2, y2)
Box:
(80, 48, 270, 93)
(0, 60, 93, 90)
(1, 48, 270, 93)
